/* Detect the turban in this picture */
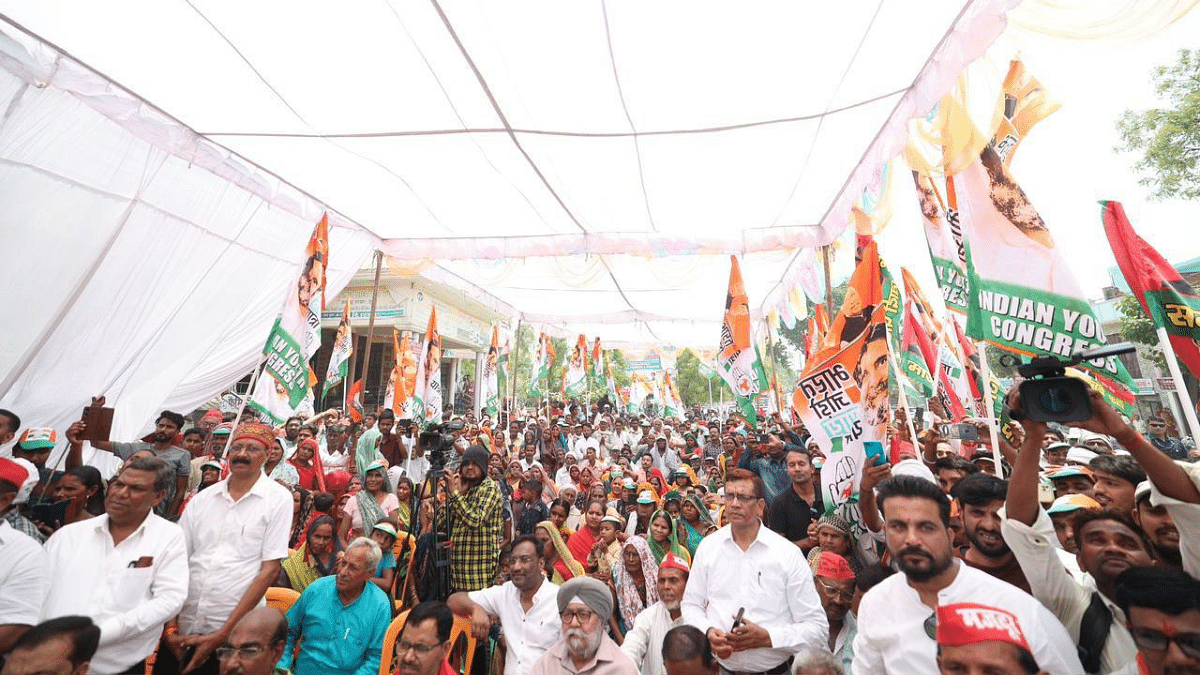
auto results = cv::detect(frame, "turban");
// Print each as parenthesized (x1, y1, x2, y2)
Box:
(936, 603, 1031, 652)
(813, 552, 855, 581)
(200, 409, 223, 424)
(557, 576, 612, 619)
(232, 423, 276, 450)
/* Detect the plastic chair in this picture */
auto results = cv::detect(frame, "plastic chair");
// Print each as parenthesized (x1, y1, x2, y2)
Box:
(391, 534, 418, 611)
(378, 610, 477, 675)
(266, 587, 301, 614)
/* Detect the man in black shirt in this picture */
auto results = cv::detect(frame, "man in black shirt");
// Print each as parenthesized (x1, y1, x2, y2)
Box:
(766, 445, 823, 551)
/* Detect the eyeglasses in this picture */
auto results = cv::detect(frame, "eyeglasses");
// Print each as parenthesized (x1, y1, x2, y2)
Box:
(815, 579, 855, 603)
(511, 555, 538, 565)
(723, 492, 758, 504)
(1129, 627, 1200, 659)
(561, 609, 597, 625)
(396, 640, 446, 657)
(924, 613, 938, 641)
(216, 645, 265, 661)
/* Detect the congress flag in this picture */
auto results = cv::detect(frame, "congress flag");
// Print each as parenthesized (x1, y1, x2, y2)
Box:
(322, 298, 352, 398)
(717, 256, 769, 428)
(483, 326, 501, 417)
(410, 307, 443, 426)
(591, 337, 604, 379)
(565, 334, 589, 397)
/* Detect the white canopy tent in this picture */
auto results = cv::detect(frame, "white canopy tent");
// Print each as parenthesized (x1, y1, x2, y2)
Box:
(1, 0, 1193, 441)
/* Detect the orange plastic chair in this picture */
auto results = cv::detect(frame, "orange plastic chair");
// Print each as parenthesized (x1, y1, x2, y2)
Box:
(378, 610, 476, 675)
(266, 587, 301, 614)
(391, 534, 418, 611)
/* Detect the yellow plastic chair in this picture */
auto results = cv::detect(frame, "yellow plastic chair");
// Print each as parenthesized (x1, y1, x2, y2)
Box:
(379, 610, 476, 675)
(266, 587, 301, 614)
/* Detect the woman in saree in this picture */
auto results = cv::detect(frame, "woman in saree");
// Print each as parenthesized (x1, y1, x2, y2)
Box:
(394, 475, 415, 532)
(279, 514, 341, 592)
(549, 498, 576, 541)
(339, 459, 399, 543)
(265, 438, 299, 487)
(611, 536, 660, 637)
(646, 509, 691, 565)
(534, 520, 586, 584)
(528, 464, 558, 505)
(678, 493, 717, 558)
(565, 499, 607, 565)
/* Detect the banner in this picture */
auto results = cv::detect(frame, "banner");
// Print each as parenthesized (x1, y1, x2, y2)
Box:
(663, 370, 685, 418)
(322, 298, 352, 399)
(717, 256, 770, 428)
(591, 337, 604, 380)
(249, 214, 329, 424)
(1103, 200, 1200, 379)
(531, 332, 551, 398)
(565, 334, 589, 397)
(903, 269, 975, 420)
(605, 360, 622, 409)
(410, 307, 443, 426)
(483, 325, 501, 417)
(914, 170, 969, 314)
(347, 379, 365, 423)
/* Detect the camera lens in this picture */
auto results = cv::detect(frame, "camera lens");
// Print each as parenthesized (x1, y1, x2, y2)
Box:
(1038, 385, 1073, 415)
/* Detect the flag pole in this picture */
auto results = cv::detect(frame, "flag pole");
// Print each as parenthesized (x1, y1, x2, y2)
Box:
(358, 251, 384, 409)
(510, 318, 523, 417)
(976, 340, 1005, 479)
(822, 245, 834, 310)
(887, 350, 922, 454)
(1156, 327, 1200, 442)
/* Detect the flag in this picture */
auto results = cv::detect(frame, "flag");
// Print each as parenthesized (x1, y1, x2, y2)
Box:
(591, 338, 604, 379)
(805, 304, 830, 359)
(913, 170, 969, 314)
(1103, 200, 1200, 379)
(899, 298, 937, 398)
(410, 307, 443, 426)
(663, 371, 684, 418)
(717, 256, 770, 428)
(249, 214, 329, 424)
(346, 379, 365, 423)
(483, 325, 501, 417)
(322, 298, 352, 398)
(992, 59, 1061, 167)
(382, 330, 401, 413)
(605, 360, 621, 407)
(902, 269, 975, 420)
(384, 330, 417, 416)
(531, 332, 547, 398)
(565, 334, 589, 397)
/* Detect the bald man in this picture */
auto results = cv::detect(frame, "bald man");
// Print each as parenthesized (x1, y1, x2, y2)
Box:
(217, 607, 288, 675)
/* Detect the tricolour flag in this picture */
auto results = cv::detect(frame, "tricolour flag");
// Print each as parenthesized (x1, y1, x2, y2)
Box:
(565, 334, 589, 397)
(1103, 200, 1200, 379)
(591, 338, 604, 379)
(717, 256, 769, 428)
(483, 326, 501, 417)
(322, 298, 352, 398)
(410, 307, 443, 427)
(531, 332, 554, 398)
(902, 268, 975, 420)
(663, 371, 684, 418)
(605, 360, 621, 408)
(249, 214, 329, 424)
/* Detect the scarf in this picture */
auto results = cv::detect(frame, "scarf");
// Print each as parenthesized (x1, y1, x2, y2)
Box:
(355, 464, 391, 534)
(537, 520, 585, 581)
(612, 536, 660, 629)
(680, 494, 716, 556)
(646, 509, 691, 565)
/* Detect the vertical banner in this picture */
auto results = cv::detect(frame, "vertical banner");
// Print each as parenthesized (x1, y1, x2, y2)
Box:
(531, 332, 553, 398)
(663, 371, 685, 418)
(483, 326, 500, 417)
(717, 256, 770, 428)
(249, 215, 329, 424)
(565, 334, 589, 397)
(322, 298, 352, 399)
(591, 338, 604, 380)
(410, 307, 443, 426)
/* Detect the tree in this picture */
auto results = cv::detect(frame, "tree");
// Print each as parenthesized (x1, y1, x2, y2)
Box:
(1116, 48, 1200, 200)
(1116, 293, 1167, 370)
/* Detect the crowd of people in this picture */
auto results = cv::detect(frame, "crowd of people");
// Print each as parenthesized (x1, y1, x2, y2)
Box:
(1, 384, 1199, 675)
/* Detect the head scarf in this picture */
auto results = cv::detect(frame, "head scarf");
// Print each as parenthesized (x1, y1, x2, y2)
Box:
(301, 514, 342, 575)
(612, 536, 660, 629)
(354, 460, 392, 535)
(529, 464, 558, 503)
(646, 509, 691, 566)
(679, 494, 716, 556)
(324, 470, 351, 501)
(537, 520, 586, 581)
(289, 487, 314, 548)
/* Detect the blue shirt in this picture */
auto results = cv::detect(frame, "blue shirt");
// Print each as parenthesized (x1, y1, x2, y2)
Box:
(738, 450, 790, 506)
(280, 575, 391, 675)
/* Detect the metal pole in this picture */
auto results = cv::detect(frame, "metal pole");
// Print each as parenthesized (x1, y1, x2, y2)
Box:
(822, 245, 834, 311)
(358, 251, 384, 407)
(1156, 327, 1200, 441)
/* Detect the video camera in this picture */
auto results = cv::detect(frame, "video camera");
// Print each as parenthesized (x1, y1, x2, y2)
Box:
(1007, 342, 1136, 423)
(418, 419, 466, 473)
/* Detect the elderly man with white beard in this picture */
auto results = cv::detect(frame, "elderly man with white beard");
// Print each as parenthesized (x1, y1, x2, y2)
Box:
(531, 576, 637, 675)
(620, 554, 690, 675)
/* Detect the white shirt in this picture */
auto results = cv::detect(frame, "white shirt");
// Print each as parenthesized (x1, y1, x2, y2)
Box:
(41, 514, 189, 674)
(620, 601, 684, 675)
(319, 446, 351, 471)
(853, 561, 1084, 675)
(468, 578, 561, 675)
(681, 522, 828, 671)
(177, 472, 292, 635)
(1149, 460, 1200, 578)
(0, 520, 46, 629)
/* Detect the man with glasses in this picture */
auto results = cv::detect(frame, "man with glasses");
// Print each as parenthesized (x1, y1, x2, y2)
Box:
(216, 607, 289, 675)
(392, 601, 455, 675)
(811, 552, 857, 675)
(1114, 566, 1200, 675)
(531, 576, 636, 675)
(1146, 417, 1187, 461)
(853, 475, 1081, 674)
(447, 535, 559, 675)
(681, 468, 826, 675)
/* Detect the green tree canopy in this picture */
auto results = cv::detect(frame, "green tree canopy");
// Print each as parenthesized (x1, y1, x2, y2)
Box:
(1117, 48, 1200, 200)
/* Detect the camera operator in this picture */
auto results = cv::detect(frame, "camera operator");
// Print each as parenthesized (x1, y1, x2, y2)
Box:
(434, 445, 503, 593)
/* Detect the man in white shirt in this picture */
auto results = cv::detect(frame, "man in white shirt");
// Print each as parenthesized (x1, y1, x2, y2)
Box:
(681, 468, 827, 674)
(810, 552, 857, 675)
(0, 458, 46, 658)
(446, 535, 560, 675)
(646, 438, 680, 478)
(853, 475, 1083, 675)
(159, 423, 292, 675)
(621, 553, 689, 675)
(41, 457, 189, 675)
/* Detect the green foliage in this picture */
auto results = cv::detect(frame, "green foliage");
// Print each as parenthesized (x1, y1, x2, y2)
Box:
(674, 348, 732, 406)
(1116, 294, 1167, 370)
(1116, 48, 1200, 200)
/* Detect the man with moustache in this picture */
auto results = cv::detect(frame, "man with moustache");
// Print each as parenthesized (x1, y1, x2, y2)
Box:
(447, 535, 560, 675)
(853, 475, 1081, 674)
(952, 474, 1031, 593)
(1132, 482, 1182, 568)
(390, 601, 455, 675)
(620, 554, 690, 675)
(215, 607, 289, 675)
(531, 576, 636, 675)
(810, 552, 857, 674)
(158, 423, 292, 675)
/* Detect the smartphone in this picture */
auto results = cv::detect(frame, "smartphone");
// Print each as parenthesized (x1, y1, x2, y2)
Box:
(863, 441, 887, 467)
(731, 607, 745, 630)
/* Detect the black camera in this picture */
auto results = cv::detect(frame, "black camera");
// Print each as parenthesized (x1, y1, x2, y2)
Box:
(1008, 343, 1135, 423)
(419, 419, 466, 473)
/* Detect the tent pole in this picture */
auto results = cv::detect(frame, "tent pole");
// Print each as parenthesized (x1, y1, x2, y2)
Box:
(358, 251, 384, 408)
(822, 245, 834, 311)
